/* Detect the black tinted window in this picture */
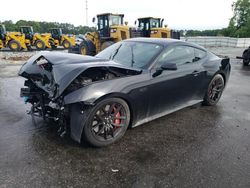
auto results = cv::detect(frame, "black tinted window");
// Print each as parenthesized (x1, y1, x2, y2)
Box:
(194, 48, 207, 61)
(157, 45, 195, 66)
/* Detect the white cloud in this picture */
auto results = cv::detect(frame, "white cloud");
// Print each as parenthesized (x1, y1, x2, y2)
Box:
(0, 0, 234, 30)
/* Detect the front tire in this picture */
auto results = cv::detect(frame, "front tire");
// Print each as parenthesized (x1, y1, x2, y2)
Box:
(203, 74, 225, 106)
(79, 40, 95, 55)
(82, 98, 130, 147)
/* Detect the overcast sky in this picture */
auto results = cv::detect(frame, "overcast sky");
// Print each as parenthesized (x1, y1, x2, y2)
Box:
(0, 0, 234, 30)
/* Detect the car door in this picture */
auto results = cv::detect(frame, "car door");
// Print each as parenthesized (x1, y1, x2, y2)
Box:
(98, 16, 110, 38)
(148, 45, 207, 117)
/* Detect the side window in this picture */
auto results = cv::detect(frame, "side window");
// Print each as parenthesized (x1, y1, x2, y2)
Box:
(99, 18, 104, 30)
(194, 48, 207, 62)
(151, 20, 157, 28)
(156, 45, 195, 67)
(139, 22, 144, 30)
(104, 17, 108, 28)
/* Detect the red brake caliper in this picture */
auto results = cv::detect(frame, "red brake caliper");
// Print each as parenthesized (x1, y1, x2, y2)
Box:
(113, 107, 121, 125)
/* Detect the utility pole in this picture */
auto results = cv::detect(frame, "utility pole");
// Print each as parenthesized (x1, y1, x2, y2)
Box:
(85, 0, 88, 26)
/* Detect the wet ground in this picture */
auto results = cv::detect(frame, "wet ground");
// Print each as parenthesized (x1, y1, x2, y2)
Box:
(0, 48, 250, 188)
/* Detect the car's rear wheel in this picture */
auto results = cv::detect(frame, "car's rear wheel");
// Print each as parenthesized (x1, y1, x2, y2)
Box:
(203, 74, 225, 106)
(243, 59, 249, 66)
(82, 98, 130, 147)
(243, 49, 250, 66)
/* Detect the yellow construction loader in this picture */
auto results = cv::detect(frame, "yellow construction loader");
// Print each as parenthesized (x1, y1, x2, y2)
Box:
(50, 28, 75, 49)
(69, 13, 180, 56)
(0, 24, 6, 49)
(70, 13, 137, 55)
(0, 24, 27, 51)
(20, 26, 53, 50)
(136, 17, 180, 39)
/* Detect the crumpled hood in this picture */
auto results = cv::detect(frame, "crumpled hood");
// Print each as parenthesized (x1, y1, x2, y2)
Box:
(19, 51, 141, 98)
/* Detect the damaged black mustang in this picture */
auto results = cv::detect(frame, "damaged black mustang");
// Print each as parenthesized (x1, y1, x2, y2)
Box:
(19, 38, 231, 147)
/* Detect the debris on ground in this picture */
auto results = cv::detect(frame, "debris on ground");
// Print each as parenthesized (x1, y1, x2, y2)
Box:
(111, 169, 119, 173)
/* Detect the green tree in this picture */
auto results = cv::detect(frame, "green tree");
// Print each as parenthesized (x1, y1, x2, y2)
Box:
(0, 20, 96, 35)
(231, 0, 250, 28)
(223, 0, 250, 37)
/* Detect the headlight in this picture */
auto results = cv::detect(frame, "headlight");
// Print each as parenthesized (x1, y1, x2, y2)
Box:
(110, 28, 117, 33)
(151, 30, 158, 34)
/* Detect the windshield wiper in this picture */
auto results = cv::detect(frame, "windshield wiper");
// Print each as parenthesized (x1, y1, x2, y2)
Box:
(110, 44, 122, 60)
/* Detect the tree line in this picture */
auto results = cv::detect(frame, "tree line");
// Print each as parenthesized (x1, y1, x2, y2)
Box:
(0, 20, 96, 35)
(1, 0, 249, 37)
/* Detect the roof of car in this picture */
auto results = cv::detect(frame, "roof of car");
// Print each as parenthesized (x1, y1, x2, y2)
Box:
(125, 38, 206, 50)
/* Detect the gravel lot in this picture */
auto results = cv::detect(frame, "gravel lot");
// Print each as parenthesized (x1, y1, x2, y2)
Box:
(0, 47, 250, 188)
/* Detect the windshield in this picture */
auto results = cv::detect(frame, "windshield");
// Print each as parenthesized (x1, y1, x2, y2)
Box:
(96, 41, 163, 69)
(21, 27, 33, 34)
(0, 25, 6, 33)
(109, 15, 122, 26)
(150, 19, 160, 28)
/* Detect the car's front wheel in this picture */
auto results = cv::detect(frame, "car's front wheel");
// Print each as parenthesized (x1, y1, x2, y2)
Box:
(203, 74, 225, 106)
(82, 98, 130, 147)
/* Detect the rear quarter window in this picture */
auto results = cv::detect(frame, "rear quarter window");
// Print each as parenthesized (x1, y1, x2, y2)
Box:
(194, 48, 207, 60)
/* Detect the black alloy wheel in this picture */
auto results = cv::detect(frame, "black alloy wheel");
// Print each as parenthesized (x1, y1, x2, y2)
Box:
(203, 74, 225, 106)
(83, 98, 130, 147)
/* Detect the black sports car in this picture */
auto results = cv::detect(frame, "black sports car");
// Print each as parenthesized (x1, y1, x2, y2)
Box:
(19, 38, 231, 147)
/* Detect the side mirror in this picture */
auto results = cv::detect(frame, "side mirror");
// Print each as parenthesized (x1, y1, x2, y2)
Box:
(161, 62, 177, 71)
(134, 20, 137, 25)
(125, 21, 128, 25)
(152, 62, 177, 77)
(92, 17, 96, 23)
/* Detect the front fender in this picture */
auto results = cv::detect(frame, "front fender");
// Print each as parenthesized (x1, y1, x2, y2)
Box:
(64, 79, 127, 105)
(63, 74, 147, 105)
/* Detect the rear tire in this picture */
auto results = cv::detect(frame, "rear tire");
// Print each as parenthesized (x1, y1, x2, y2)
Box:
(82, 98, 130, 147)
(8, 40, 21, 51)
(62, 40, 71, 49)
(203, 74, 225, 106)
(243, 59, 249, 66)
(35, 40, 45, 50)
(243, 49, 250, 66)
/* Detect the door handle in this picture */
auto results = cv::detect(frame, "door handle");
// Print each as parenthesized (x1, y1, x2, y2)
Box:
(192, 70, 200, 77)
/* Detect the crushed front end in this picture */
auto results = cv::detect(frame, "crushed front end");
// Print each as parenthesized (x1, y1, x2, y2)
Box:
(18, 51, 142, 142)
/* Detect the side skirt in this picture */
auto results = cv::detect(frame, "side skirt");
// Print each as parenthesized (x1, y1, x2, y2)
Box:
(132, 100, 203, 128)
